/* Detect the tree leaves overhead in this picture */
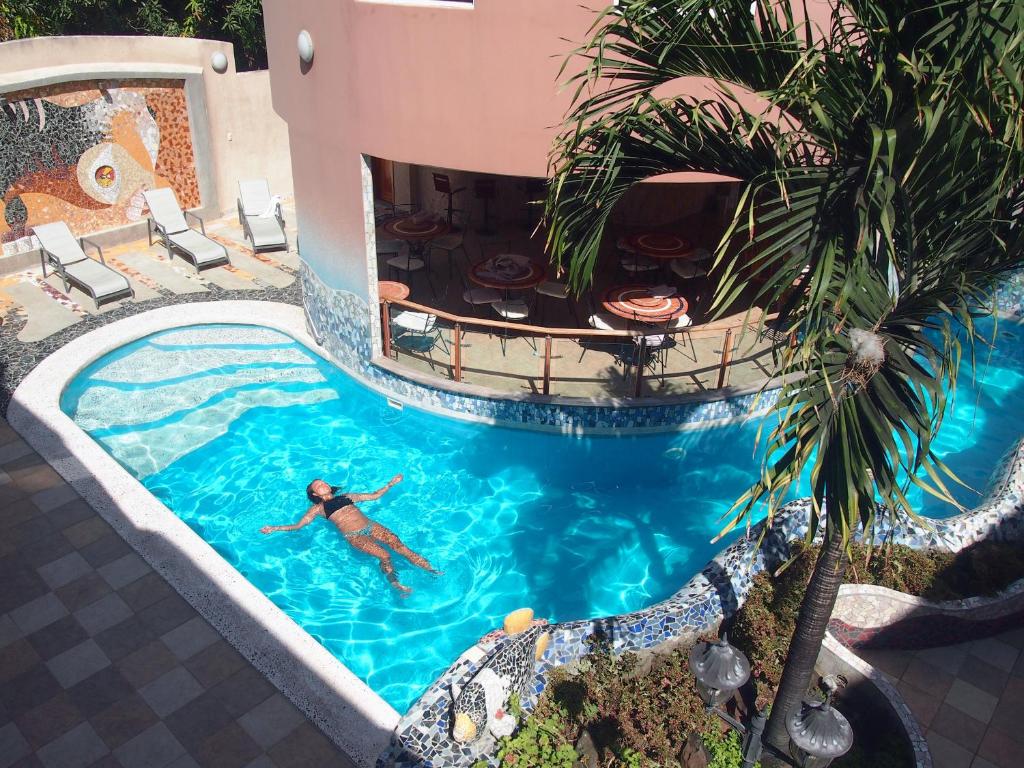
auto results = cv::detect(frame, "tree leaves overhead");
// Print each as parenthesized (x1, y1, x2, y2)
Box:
(0, 0, 267, 70)
(547, 0, 1024, 548)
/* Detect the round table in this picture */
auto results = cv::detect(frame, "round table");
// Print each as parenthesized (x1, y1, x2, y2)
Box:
(468, 257, 546, 291)
(602, 284, 689, 323)
(625, 232, 696, 260)
(382, 216, 450, 242)
(377, 280, 410, 302)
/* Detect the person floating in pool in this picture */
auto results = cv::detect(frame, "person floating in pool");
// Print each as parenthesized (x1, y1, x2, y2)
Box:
(259, 474, 440, 595)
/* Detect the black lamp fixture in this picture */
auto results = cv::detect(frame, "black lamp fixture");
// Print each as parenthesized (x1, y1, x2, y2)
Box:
(688, 634, 854, 768)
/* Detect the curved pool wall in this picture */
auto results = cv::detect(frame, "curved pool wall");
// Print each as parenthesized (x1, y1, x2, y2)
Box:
(300, 263, 781, 433)
(7, 302, 400, 768)
(384, 438, 1024, 768)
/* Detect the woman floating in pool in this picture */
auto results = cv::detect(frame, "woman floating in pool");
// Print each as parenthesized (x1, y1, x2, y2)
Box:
(259, 474, 441, 595)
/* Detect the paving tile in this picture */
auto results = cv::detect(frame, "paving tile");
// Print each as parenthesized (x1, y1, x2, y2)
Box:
(47, 501, 96, 533)
(0, 559, 48, 613)
(971, 758, 1000, 768)
(15, 692, 84, 750)
(0, 440, 34, 466)
(0, 666, 62, 718)
(139, 667, 204, 717)
(946, 679, 999, 724)
(194, 723, 261, 768)
(47, 639, 111, 689)
(137, 595, 196, 637)
(89, 694, 158, 751)
(209, 666, 275, 718)
(86, 757, 123, 768)
(242, 758, 274, 768)
(92, 617, 155, 663)
(859, 647, 912, 682)
(926, 730, 974, 768)
(183, 640, 247, 689)
(929, 702, 988, 752)
(0, 468, 10, 487)
(78, 535, 131, 570)
(8, 517, 57, 550)
(0, 614, 21, 649)
(118, 573, 174, 613)
(160, 617, 220, 662)
(971, 637, 1020, 673)
(66, 667, 135, 719)
(0, 422, 16, 445)
(74, 594, 132, 636)
(36, 721, 109, 768)
(19, 534, 76, 570)
(55, 574, 112, 613)
(898, 679, 943, 728)
(10, 593, 68, 635)
(1, 499, 46, 530)
(913, 642, 971, 676)
(163, 690, 235, 752)
(38, 554, 93, 591)
(238, 694, 305, 750)
(97, 555, 149, 591)
(959, 653, 1009, 699)
(27, 615, 89, 660)
(0, 722, 31, 768)
(0, 481, 28, 508)
(266, 723, 353, 768)
(30, 486, 79, 515)
(9, 464, 66, 496)
(62, 519, 112, 551)
(116, 640, 178, 689)
(167, 756, 200, 768)
(112, 722, 185, 768)
(997, 627, 1024, 650)
(977, 726, 1023, 768)
(0, 638, 42, 683)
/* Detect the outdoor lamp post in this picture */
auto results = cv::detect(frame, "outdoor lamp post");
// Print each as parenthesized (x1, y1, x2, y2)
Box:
(785, 686, 854, 768)
(688, 635, 855, 768)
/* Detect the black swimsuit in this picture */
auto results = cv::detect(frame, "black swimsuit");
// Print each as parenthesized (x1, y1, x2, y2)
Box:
(322, 495, 373, 539)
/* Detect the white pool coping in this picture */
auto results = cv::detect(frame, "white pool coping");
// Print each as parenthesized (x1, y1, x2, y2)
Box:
(8, 301, 401, 768)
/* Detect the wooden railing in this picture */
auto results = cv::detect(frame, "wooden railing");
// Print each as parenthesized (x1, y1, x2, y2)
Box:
(380, 297, 783, 399)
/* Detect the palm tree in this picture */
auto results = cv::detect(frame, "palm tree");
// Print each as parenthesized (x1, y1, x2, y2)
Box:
(545, 0, 1023, 749)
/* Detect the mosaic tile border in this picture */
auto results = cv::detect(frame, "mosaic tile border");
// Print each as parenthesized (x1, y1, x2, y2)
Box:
(300, 263, 779, 433)
(379, 437, 1024, 767)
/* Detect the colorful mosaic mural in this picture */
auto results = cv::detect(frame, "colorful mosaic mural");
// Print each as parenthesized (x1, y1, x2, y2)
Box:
(1, 79, 200, 256)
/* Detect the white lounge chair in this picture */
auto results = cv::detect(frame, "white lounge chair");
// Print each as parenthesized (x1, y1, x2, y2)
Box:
(237, 179, 287, 252)
(143, 188, 229, 271)
(33, 222, 133, 309)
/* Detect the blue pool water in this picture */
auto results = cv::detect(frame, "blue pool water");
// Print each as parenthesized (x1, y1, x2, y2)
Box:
(60, 318, 1024, 711)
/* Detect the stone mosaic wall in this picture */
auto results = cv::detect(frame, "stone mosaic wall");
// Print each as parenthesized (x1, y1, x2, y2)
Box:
(1, 79, 200, 256)
(300, 263, 778, 432)
(378, 437, 1024, 767)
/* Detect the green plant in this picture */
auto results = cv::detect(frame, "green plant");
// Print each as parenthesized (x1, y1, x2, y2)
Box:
(495, 705, 578, 768)
(703, 730, 758, 768)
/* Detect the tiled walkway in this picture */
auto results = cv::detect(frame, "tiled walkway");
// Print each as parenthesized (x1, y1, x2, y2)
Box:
(859, 630, 1024, 768)
(0, 417, 356, 768)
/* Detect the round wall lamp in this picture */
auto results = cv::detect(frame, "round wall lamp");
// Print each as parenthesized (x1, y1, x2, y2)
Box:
(210, 51, 229, 73)
(297, 30, 314, 66)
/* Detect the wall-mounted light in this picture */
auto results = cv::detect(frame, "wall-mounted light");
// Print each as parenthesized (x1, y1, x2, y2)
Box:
(297, 30, 314, 66)
(210, 51, 229, 74)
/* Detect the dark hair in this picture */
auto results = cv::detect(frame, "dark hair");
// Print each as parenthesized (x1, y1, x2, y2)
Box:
(306, 481, 323, 503)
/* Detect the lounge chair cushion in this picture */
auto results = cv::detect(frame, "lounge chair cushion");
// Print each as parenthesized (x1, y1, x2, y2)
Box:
(33, 222, 87, 266)
(493, 300, 530, 320)
(588, 312, 629, 331)
(392, 311, 435, 333)
(168, 230, 229, 267)
(244, 215, 286, 249)
(238, 179, 273, 217)
(463, 287, 501, 305)
(143, 188, 189, 235)
(64, 258, 131, 300)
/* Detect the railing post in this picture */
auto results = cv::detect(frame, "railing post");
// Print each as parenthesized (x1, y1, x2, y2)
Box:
(382, 300, 392, 358)
(633, 335, 646, 398)
(452, 322, 462, 382)
(718, 328, 733, 389)
(542, 335, 552, 395)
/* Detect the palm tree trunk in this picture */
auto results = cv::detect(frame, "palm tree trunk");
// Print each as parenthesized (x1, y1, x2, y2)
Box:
(763, 526, 849, 750)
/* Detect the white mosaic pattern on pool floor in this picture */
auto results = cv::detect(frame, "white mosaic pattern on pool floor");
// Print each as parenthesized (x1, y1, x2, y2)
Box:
(379, 437, 1024, 767)
(90, 343, 318, 383)
(153, 326, 296, 346)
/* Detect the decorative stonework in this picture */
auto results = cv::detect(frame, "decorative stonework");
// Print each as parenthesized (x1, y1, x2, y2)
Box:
(378, 437, 1024, 767)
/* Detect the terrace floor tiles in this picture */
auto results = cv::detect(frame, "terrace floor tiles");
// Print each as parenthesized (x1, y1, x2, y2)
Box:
(14, 692, 85, 750)
(88, 694, 159, 751)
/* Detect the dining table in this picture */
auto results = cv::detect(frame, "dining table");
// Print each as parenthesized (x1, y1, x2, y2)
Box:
(381, 215, 451, 254)
(624, 232, 697, 261)
(377, 280, 410, 302)
(468, 254, 546, 294)
(601, 284, 689, 324)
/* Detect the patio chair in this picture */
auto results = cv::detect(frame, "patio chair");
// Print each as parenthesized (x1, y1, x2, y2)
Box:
(620, 333, 677, 388)
(664, 313, 697, 361)
(429, 208, 470, 278)
(34, 222, 134, 309)
(390, 310, 449, 371)
(237, 179, 287, 252)
(491, 298, 535, 356)
(535, 280, 579, 326)
(144, 188, 229, 271)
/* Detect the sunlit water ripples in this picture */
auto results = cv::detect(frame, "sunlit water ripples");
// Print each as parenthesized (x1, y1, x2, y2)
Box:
(60, 319, 1024, 711)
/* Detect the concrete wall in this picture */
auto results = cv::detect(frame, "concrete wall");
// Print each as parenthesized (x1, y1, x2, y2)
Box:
(0, 35, 292, 259)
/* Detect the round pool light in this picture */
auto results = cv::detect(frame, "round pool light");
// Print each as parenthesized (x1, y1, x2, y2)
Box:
(297, 30, 314, 65)
(210, 51, 229, 73)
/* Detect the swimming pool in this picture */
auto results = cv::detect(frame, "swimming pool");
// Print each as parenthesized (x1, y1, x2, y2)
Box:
(60, 317, 1024, 711)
